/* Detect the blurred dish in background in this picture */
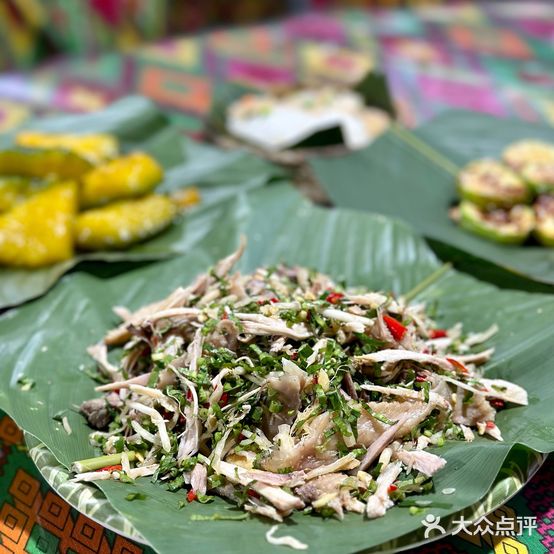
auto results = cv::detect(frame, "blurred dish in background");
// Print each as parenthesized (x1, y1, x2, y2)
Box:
(450, 139, 554, 247)
(227, 87, 391, 152)
(0, 132, 200, 268)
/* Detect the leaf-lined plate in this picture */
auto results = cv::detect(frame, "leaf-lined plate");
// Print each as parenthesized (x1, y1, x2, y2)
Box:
(310, 111, 554, 288)
(1, 184, 554, 553)
(26, 436, 544, 552)
(0, 96, 284, 308)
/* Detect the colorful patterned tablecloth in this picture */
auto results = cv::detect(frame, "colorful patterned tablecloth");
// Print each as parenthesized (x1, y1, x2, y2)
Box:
(1, 3, 553, 553)
(0, 2, 553, 133)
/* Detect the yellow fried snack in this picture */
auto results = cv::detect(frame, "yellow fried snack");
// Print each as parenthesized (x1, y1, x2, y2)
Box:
(80, 152, 163, 208)
(170, 186, 201, 210)
(75, 194, 176, 250)
(0, 177, 34, 212)
(0, 182, 77, 267)
(0, 148, 93, 180)
(16, 131, 119, 164)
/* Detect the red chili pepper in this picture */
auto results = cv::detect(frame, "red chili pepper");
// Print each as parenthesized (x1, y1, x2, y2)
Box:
(270, 297, 279, 303)
(219, 392, 229, 407)
(186, 390, 193, 401)
(325, 292, 344, 304)
(387, 484, 398, 493)
(247, 489, 260, 498)
(187, 490, 197, 503)
(485, 421, 495, 429)
(256, 299, 266, 305)
(97, 464, 122, 472)
(429, 329, 447, 339)
(446, 357, 468, 374)
(221, 312, 228, 320)
(290, 352, 298, 361)
(490, 399, 504, 409)
(415, 374, 427, 383)
(383, 315, 407, 342)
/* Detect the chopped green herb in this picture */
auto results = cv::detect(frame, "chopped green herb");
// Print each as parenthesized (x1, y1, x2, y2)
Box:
(17, 376, 35, 391)
(125, 493, 146, 501)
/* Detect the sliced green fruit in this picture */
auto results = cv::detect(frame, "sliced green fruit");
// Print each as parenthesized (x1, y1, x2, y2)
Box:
(454, 200, 535, 245)
(457, 159, 531, 208)
(75, 194, 176, 251)
(16, 131, 119, 164)
(503, 140, 554, 171)
(0, 148, 93, 180)
(534, 195, 554, 247)
(0, 182, 77, 268)
(80, 152, 163, 208)
(521, 162, 554, 194)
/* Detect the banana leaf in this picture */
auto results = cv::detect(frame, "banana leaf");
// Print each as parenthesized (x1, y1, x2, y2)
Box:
(310, 111, 554, 288)
(1, 184, 553, 553)
(0, 96, 284, 308)
(207, 70, 395, 150)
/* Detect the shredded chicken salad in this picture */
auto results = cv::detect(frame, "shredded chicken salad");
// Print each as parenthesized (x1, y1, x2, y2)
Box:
(74, 239, 527, 523)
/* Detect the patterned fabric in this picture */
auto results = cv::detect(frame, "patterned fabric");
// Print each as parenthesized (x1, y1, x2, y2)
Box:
(0, 3, 552, 134)
(0, 411, 551, 553)
(0, 0, 287, 70)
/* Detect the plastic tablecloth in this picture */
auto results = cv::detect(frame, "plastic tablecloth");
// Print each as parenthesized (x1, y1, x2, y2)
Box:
(0, 3, 553, 553)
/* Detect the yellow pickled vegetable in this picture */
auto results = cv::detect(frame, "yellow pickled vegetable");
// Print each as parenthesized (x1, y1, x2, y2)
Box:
(75, 194, 176, 250)
(0, 148, 92, 180)
(80, 152, 163, 208)
(0, 182, 77, 268)
(16, 131, 119, 164)
(171, 186, 201, 210)
(0, 177, 34, 212)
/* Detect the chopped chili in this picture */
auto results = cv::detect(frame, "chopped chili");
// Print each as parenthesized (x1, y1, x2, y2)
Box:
(490, 399, 504, 409)
(429, 329, 447, 339)
(219, 392, 229, 407)
(485, 421, 495, 429)
(388, 484, 398, 493)
(247, 489, 260, 498)
(187, 490, 197, 503)
(383, 315, 407, 342)
(446, 357, 468, 374)
(325, 292, 344, 304)
(97, 464, 122, 472)
(269, 297, 279, 303)
(415, 374, 427, 383)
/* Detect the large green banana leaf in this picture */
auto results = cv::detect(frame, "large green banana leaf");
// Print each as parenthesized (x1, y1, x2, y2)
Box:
(0, 96, 284, 308)
(310, 111, 554, 288)
(1, 184, 553, 553)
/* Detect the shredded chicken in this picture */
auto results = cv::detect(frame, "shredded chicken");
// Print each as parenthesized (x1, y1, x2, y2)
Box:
(394, 449, 446, 476)
(366, 461, 403, 519)
(74, 241, 522, 524)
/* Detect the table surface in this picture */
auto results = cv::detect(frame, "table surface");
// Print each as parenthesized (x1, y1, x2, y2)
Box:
(0, 3, 553, 553)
